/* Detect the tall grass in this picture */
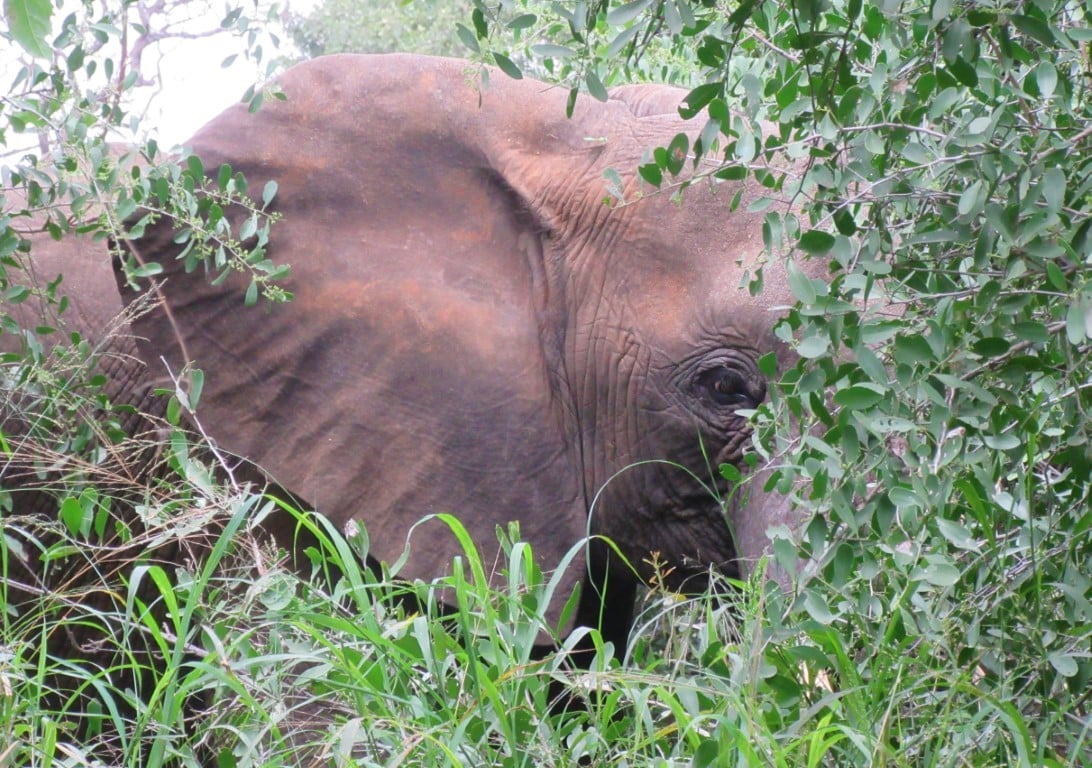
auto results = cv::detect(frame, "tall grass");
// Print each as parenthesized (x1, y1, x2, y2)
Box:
(2, 463, 1088, 766)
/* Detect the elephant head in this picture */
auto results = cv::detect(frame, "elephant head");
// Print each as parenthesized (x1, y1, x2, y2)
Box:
(116, 54, 801, 650)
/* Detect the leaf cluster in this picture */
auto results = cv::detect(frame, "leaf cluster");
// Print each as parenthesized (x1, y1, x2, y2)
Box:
(287, 0, 474, 59)
(468, 0, 1091, 764)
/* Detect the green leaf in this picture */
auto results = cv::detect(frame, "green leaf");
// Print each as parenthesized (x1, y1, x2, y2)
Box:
(5, 0, 53, 58)
(239, 214, 257, 241)
(1034, 61, 1057, 98)
(1046, 261, 1067, 291)
(758, 352, 777, 378)
(947, 57, 978, 87)
(798, 230, 835, 255)
(585, 71, 608, 102)
(719, 463, 741, 483)
(972, 337, 1010, 357)
(1042, 167, 1065, 212)
(603, 167, 624, 199)
(5, 284, 29, 303)
(936, 518, 979, 551)
(985, 203, 1016, 243)
(957, 180, 984, 217)
(1012, 321, 1048, 343)
(798, 335, 830, 359)
(130, 261, 163, 279)
(188, 369, 204, 410)
(691, 739, 720, 768)
(680, 82, 722, 119)
(787, 259, 817, 304)
(606, 0, 651, 27)
(506, 13, 536, 30)
(715, 164, 747, 181)
(984, 433, 1020, 450)
(1066, 295, 1090, 344)
(833, 209, 857, 235)
(456, 24, 480, 53)
(531, 43, 575, 59)
(1048, 652, 1079, 677)
(186, 154, 204, 180)
(1011, 14, 1056, 47)
(262, 180, 278, 207)
(471, 6, 487, 38)
(834, 384, 886, 410)
(605, 25, 639, 59)
(665, 133, 689, 176)
(492, 53, 522, 80)
(921, 560, 960, 587)
(638, 163, 662, 187)
(867, 416, 916, 433)
(697, 117, 721, 157)
(166, 395, 182, 425)
(803, 590, 835, 624)
(59, 496, 85, 537)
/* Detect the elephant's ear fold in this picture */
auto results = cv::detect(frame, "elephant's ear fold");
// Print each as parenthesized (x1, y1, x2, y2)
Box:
(113, 54, 592, 633)
(608, 84, 688, 117)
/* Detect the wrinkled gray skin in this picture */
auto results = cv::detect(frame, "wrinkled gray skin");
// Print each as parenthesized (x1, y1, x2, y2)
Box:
(8, 54, 801, 655)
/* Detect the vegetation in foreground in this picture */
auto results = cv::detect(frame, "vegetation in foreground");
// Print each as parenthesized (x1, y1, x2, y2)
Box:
(2, 1, 1090, 766)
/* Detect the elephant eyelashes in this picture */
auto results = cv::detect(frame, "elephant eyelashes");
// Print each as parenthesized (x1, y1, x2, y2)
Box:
(698, 367, 759, 409)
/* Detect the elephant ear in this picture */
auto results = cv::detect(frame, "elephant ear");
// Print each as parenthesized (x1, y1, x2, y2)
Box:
(116, 54, 654, 625)
(608, 83, 688, 117)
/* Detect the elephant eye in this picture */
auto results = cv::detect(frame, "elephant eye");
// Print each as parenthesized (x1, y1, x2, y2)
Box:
(694, 369, 764, 410)
(698, 367, 758, 409)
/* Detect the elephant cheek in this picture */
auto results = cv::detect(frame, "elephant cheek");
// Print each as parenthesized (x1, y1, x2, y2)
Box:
(714, 430, 751, 468)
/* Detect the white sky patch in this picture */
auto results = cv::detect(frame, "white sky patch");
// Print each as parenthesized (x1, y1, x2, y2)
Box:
(2, 1, 318, 153)
(144, 33, 273, 148)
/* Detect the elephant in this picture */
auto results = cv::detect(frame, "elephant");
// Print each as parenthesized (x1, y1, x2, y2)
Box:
(5, 53, 803, 667)
(112, 53, 803, 651)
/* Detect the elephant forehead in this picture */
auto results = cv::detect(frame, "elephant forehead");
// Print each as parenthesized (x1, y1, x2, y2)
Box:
(587, 234, 785, 352)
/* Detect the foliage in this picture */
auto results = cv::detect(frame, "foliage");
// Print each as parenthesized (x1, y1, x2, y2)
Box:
(288, 0, 474, 59)
(1, 0, 291, 469)
(3, 0, 1090, 766)
(464, 0, 1092, 764)
(289, 0, 700, 84)
(1, 1, 295, 763)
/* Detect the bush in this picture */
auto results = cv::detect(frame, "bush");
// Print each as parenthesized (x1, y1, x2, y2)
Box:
(3, 1, 1089, 765)
(465, 1, 1092, 764)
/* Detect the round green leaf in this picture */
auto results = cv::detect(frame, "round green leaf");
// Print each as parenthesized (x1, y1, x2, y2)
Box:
(834, 383, 887, 409)
(787, 258, 817, 304)
(1034, 61, 1057, 98)
(921, 561, 960, 587)
(1042, 167, 1065, 212)
(1048, 652, 1079, 678)
(936, 518, 979, 551)
(803, 590, 835, 624)
(957, 180, 984, 217)
(797, 335, 830, 358)
(984, 433, 1020, 450)
(972, 337, 1011, 357)
(798, 230, 835, 255)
